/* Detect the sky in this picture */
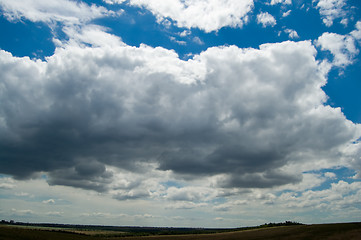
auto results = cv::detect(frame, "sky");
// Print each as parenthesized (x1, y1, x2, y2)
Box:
(0, 0, 361, 228)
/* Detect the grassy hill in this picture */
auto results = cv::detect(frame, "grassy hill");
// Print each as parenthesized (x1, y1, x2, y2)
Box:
(1, 222, 361, 240)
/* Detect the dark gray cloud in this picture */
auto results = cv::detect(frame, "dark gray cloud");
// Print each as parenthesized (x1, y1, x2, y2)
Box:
(216, 170, 302, 188)
(0, 40, 360, 193)
(47, 159, 113, 192)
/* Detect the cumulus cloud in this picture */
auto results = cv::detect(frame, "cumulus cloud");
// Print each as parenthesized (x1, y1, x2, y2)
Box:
(47, 159, 114, 192)
(316, 32, 358, 67)
(166, 186, 215, 202)
(257, 12, 277, 27)
(0, 0, 111, 25)
(11, 208, 35, 216)
(0, 177, 15, 189)
(123, 0, 254, 32)
(284, 29, 299, 39)
(213, 200, 246, 211)
(314, 0, 350, 27)
(42, 199, 55, 204)
(351, 21, 361, 40)
(113, 189, 151, 200)
(279, 180, 361, 210)
(0, 37, 360, 194)
(270, 0, 292, 5)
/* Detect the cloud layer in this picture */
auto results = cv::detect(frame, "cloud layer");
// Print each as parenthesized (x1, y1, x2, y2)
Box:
(315, 0, 349, 27)
(1, 38, 360, 193)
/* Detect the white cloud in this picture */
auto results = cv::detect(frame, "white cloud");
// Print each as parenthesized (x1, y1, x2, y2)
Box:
(113, 189, 151, 200)
(279, 180, 361, 211)
(103, 0, 126, 4)
(179, 30, 191, 37)
(316, 32, 358, 67)
(46, 211, 63, 216)
(284, 29, 299, 39)
(42, 199, 56, 204)
(0, 0, 111, 25)
(257, 12, 276, 27)
(276, 173, 326, 192)
(170, 36, 187, 45)
(213, 200, 247, 211)
(11, 208, 35, 216)
(166, 201, 208, 209)
(0, 177, 15, 189)
(166, 186, 216, 202)
(351, 21, 361, 40)
(282, 10, 292, 17)
(314, 0, 349, 27)
(60, 25, 125, 48)
(193, 36, 204, 45)
(324, 172, 337, 178)
(125, 0, 254, 32)
(270, 0, 292, 5)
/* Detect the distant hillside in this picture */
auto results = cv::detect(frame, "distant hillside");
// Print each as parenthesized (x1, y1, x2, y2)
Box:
(1, 221, 361, 240)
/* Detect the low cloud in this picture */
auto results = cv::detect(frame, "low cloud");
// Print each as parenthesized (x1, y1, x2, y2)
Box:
(166, 186, 215, 202)
(314, 0, 350, 27)
(257, 12, 276, 27)
(316, 32, 358, 67)
(113, 189, 151, 201)
(284, 29, 299, 39)
(0, 177, 15, 189)
(0, 38, 360, 194)
(42, 199, 55, 204)
(11, 208, 35, 216)
(166, 202, 208, 210)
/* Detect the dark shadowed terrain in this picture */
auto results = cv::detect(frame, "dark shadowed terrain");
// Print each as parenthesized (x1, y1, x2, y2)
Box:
(1, 222, 361, 240)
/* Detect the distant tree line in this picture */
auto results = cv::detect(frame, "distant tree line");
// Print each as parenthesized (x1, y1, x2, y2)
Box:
(259, 221, 304, 228)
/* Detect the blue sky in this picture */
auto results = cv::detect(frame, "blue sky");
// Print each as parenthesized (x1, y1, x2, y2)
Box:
(0, 0, 361, 227)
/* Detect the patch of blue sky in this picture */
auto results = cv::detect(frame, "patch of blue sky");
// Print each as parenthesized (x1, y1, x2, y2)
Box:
(161, 180, 184, 189)
(211, 197, 228, 205)
(0, 16, 55, 60)
(90, 2, 297, 57)
(322, 61, 361, 124)
(276, 167, 360, 197)
(0, 193, 12, 200)
(275, 190, 302, 198)
(92, 6, 208, 59)
(40, 174, 48, 181)
(305, 167, 360, 191)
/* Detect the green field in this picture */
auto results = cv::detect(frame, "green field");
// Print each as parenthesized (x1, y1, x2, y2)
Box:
(1, 222, 361, 240)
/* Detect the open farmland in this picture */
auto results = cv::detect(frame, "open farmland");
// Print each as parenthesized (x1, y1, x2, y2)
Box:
(1, 222, 361, 240)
